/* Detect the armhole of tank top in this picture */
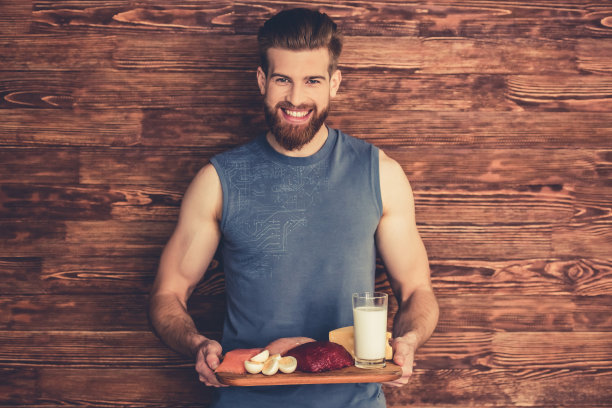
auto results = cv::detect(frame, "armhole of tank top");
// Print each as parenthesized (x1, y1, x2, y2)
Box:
(371, 146, 383, 218)
(209, 157, 228, 232)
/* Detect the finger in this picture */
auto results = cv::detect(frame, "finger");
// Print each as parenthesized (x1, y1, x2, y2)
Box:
(194, 347, 227, 387)
(392, 340, 411, 368)
(196, 362, 227, 388)
(206, 351, 221, 371)
(383, 364, 412, 387)
(201, 374, 228, 387)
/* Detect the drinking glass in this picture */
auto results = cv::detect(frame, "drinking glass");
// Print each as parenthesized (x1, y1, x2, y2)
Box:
(352, 292, 388, 369)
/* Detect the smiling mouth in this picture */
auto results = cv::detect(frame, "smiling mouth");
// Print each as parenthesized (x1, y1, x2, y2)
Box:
(281, 108, 313, 120)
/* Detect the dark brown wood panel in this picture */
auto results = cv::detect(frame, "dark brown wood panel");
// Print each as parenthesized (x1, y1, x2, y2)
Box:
(0, 294, 225, 331)
(0, 148, 78, 184)
(387, 148, 610, 186)
(0, 1, 32, 35)
(0, 367, 38, 406)
(0, 184, 119, 220)
(78, 148, 217, 186)
(436, 294, 612, 332)
(28, 1, 612, 39)
(383, 368, 612, 407)
(0, 257, 43, 294)
(0, 221, 67, 257)
(37, 367, 215, 407)
(0, 34, 115, 71)
(0, 109, 142, 146)
(1, 32, 593, 78)
(0, 331, 193, 367)
(430, 258, 612, 297)
(506, 74, 612, 111)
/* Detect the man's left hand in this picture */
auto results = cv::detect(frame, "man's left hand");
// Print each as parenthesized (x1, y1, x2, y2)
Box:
(384, 332, 418, 387)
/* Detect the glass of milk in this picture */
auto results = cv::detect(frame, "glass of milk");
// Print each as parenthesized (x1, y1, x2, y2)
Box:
(352, 292, 388, 369)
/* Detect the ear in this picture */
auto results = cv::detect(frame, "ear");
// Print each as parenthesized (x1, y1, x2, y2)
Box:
(329, 69, 342, 98)
(256, 66, 267, 95)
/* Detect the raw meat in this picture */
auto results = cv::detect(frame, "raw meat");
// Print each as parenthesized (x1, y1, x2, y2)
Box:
(266, 336, 315, 355)
(215, 348, 262, 374)
(285, 341, 354, 373)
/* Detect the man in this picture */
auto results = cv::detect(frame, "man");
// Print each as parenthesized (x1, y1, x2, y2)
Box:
(149, 8, 438, 407)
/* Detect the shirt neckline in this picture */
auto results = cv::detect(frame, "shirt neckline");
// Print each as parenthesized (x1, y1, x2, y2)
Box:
(257, 127, 338, 166)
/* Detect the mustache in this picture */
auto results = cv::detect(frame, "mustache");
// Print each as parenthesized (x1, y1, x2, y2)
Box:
(275, 101, 316, 111)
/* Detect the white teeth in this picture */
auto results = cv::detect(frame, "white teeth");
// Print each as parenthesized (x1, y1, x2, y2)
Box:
(284, 109, 309, 118)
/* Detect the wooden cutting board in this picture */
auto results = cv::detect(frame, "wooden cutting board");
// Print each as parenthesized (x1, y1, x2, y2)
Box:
(216, 362, 402, 386)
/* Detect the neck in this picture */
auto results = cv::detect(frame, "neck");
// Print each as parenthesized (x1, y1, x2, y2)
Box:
(266, 124, 329, 157)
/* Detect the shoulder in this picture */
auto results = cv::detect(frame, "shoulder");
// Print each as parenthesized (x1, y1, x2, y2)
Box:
(210, 138, 262, 168)
(379, 149, 405, 179)
(333, 129, 379, 163)
(378, 149, 415, 215)
(335, 128, 374, 150)
(182, 163, 222, 223)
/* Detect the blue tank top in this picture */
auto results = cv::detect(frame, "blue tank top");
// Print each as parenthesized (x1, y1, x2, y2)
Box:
(210, 127, 385, 408)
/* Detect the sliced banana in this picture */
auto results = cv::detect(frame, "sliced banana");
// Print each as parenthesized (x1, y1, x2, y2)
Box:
(278, 356, 297, 374)
(244, 359, 264, 374)
(262, 357, 280, 375)
(250, 349, 270, 363)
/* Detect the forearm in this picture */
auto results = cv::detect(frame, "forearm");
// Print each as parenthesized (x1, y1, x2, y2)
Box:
(149, 292, 208, 358)
(392, 286, 439, 348)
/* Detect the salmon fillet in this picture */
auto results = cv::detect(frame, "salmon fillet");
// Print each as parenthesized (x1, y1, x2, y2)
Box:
(215, 348, 262, 374)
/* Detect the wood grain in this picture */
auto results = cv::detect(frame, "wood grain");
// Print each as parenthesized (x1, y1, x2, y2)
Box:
(27, 1, 612, 39)
(0, 148, 78, 184)
(0, 1, 32, 35)
(430, 258, 612, 297)
(0, 109, 142, 146)
(383, 368, 612, 407)
(436, 294, 612, 332)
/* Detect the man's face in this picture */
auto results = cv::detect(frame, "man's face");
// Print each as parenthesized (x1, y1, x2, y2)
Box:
(257, 47, 342, 151)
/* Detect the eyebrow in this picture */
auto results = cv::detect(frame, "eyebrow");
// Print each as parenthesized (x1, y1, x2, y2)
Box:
(270, 73, 328, 81)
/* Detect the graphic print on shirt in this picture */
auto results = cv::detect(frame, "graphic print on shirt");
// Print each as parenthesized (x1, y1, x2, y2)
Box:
(221, 152, 329, 275)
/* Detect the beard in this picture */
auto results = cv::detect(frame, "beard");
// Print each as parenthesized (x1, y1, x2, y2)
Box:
(264, 100, 330, 151)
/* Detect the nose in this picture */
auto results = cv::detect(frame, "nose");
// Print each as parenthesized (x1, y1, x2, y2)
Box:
(287, 82, 307, 107)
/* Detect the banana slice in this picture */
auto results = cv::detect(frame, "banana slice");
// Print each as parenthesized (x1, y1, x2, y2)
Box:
(278, 356, 297, 374)
(250, 349, 270, 363)
(244, 359, 264, 374)
(262, 357, 280, 375)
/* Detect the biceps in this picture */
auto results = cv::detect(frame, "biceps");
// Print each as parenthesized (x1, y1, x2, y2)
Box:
(376, 214, 430, 298)
(156, 221, 221, 301)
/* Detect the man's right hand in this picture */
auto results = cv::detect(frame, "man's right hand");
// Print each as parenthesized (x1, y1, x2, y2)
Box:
(194, 339, 228, 387)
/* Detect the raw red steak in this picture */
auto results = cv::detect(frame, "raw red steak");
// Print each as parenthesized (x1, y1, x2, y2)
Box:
(285, 341, 354, 373)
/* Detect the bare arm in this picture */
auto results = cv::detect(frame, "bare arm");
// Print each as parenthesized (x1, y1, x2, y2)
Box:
(149, 163, 226, 387)
(375, 150, 439, 386)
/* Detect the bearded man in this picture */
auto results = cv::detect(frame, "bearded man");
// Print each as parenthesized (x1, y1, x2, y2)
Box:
(149, 8, 438, 408)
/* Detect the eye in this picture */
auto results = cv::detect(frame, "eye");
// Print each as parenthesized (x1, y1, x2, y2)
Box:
(307, 79, 321, 85)
(275, 77, 290, 84)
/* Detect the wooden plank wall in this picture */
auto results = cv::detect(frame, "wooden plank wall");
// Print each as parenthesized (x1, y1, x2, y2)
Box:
(1, 0, 611, 406)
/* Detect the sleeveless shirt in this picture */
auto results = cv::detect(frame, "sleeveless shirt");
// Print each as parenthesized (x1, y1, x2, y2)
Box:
(209, 127, 386, 408)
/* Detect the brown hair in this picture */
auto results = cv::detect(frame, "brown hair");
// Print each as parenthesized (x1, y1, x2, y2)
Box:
(257, 8, 343, 77)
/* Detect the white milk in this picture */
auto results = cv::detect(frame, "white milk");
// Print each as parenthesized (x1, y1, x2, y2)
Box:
(353, 306, 387, 360)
